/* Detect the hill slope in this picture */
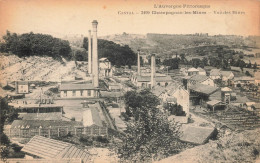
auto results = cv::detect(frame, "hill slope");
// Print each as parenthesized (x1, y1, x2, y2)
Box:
(0, 53, 81, 84)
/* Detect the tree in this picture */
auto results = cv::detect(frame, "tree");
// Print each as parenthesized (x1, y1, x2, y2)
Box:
(0, 31, 72, 60)
(119, 90, 185, 161)
(0, 97, 11, 160)
(83, 38, 136, 67)
(162, 58, 179, 70)
(253, 62, 257, 69)
(164, 103, 186, 116)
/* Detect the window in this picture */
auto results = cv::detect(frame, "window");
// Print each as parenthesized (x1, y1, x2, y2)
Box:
(87, 90, 91, 96)
(73, 90, 76, 96)
(80, 90, 83, 96)
(64, 91, 67, 97)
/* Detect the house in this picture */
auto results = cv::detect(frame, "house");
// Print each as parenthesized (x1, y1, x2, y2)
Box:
(187, 67, 199, 76)
(233, 76, 255, 87)
(209, 69, 221, 79)
(131, 74, 172, 88)
(153, 82, 190, 116)
(189, 83, 219, 105)
(21, 135, 91, 162)
(197, 67, 206, 75)
(99, 58, 113, 77)
(16, 81, 29, 94)
(254, 72, 260, 86)
(8, 120, 83, 138)
(59, 83, 99, 98)
(220, 71, 234, 81)
(184, 75, 215, 87)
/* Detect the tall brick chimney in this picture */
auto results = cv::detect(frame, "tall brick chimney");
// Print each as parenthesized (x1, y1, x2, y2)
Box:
(137, 49, 141, 75)
(88, 30, 92, 74)
(92, 20, 99, 87)
(151, 54, 156, 88)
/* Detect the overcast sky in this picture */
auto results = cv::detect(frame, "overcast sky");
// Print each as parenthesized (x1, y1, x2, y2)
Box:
(0, 0, 259, 37)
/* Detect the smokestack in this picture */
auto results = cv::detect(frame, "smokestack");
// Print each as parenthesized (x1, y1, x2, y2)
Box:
(137, 50, 141, 75)
(92, 20, 99, 87)
(151, 54, 156, 88)
(88, 30, 92, 74)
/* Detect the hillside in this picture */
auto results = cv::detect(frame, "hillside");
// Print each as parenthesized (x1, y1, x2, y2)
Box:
(100, 33, 259, 57)
(0, 53, 84, 84)
(157, 128, 260, 163)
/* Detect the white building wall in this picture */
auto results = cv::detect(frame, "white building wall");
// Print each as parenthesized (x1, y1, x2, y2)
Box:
(172, 88, 189, 115)
(18, 85, 29, 94)
(60, 90, 97, 98)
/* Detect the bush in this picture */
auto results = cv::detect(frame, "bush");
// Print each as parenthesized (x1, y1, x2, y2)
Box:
(79, 136, 93, 146)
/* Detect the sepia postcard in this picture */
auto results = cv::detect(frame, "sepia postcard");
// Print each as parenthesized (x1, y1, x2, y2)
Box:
(0, 0, 260, 162)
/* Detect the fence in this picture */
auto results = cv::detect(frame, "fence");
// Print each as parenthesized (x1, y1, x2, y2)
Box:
(6, 126, 108, 139)
(6, 158, 85, 163)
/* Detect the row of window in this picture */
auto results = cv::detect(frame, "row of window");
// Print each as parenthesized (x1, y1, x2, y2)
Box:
(63, 90, 91, 97)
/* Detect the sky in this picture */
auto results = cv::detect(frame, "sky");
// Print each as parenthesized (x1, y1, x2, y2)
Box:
(0, 0, 259, 37)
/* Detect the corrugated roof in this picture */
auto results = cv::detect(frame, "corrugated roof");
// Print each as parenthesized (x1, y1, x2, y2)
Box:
(190, 83, 219, 95)
(189, 75, 209, 83)
(60, 83, 96, 91)
(83, 108, 103, 127)
(22, 136, 90, 160)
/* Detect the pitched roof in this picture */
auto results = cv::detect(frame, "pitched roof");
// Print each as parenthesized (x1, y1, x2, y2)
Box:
(221, 87, 232, 92)
(209, 90, 222, 101)
(207, 100, 223, 106)
(220, 71, 233, 77)
(210, 69, 221, 76)
(99, 57, 109, 62)
(17, 81, 29, 85)
(22, 136, 90, 160)
(189, 75, 210, 83)
(234, 76, 255, 81)
(190, 83, 219, 95)
(180, 126, 216, 145)
(11, 120, 82, 129)
(197, 67, 206, 72)
(83, 108, 103, 127)
(60, 83, 96, 91)
(252, 103, 260, 109)
(187, 68, 199, 72)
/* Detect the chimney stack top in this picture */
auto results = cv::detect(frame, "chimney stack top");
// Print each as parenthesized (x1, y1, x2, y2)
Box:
(92, 20, 98, 25)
